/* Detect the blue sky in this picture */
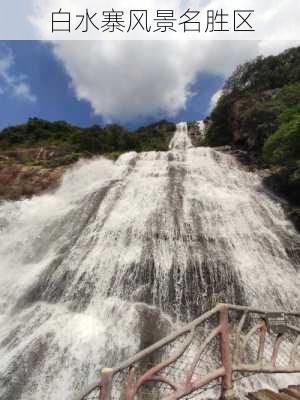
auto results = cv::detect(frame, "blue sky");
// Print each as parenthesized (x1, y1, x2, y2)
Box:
(0, 1, 298, 132)
(0, 41, 224, 131)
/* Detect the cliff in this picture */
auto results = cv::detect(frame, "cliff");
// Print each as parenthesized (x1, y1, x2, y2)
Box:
(205, 46, 300, 231)
(0, 146, 76, 200)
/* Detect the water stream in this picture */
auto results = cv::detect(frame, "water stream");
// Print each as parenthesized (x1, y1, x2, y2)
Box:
(0, 122, 299, 399)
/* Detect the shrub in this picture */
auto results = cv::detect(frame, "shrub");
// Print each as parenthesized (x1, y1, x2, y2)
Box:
(263, 105, 300, 167)
(0, 118, 175, 156)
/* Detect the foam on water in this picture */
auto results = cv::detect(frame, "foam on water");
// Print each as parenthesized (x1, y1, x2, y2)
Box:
(0, 123, 299, 399)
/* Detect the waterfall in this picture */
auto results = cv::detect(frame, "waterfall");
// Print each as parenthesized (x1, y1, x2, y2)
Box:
(0, 123, 299, 399)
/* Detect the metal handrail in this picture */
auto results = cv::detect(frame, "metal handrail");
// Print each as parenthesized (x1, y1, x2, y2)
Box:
(74, 303, 300, 400)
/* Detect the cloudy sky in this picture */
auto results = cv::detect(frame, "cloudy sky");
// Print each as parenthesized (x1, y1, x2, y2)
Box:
(0, 0, 299, 129)
(0, 39, 298, 130)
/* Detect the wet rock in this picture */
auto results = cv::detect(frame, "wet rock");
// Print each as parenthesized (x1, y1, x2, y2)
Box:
(0, 163, 65, 200)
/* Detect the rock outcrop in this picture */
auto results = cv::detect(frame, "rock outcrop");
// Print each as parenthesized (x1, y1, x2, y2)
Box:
(0, 146, 77, 201)
(0, 163, 65, 200)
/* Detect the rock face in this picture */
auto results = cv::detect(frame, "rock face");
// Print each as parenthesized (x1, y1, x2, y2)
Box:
(187, 120, 209, 147)
(0, 146, 78, 201)
(228, 90, 279, 150)
(0, 164, 65, 200)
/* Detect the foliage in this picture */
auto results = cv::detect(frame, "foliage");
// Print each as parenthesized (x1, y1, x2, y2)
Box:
(205, 47, 300, 148)
(262, 104, 300, 205)
(0, 118, 175, 157)
(204, 96, 232, 146)
(263, 104, 300, 167)
(224, 47, 300, 94)
(274, 82, 300, 107)
(205, 46, 300, 222)
(133, 121, 174, 151)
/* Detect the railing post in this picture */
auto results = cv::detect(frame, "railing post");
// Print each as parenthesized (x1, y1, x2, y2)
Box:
(99, 368, 114, 400)
(123, 366, 137, 400)
(219, 305, 237, 400)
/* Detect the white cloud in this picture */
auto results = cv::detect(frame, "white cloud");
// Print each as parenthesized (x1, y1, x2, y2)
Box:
(28, 0, 300, 120)
(52, 40, 203, 120)
(258, 40, 300, 57)
(13, 82, 37, 103)
(0, 46, 37, 102)
(51, 40, 299, 121)
(209, 89, 223, 112)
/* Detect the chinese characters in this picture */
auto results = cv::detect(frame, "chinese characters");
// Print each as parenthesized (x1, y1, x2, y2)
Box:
(52, 8, 255, 34)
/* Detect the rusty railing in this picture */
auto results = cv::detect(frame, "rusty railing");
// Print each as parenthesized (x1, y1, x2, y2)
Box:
(74, 303, 300, 400)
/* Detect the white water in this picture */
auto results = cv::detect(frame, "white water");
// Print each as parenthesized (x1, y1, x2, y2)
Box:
(197, 120, 206, 143)
(0, 122, 299, 399)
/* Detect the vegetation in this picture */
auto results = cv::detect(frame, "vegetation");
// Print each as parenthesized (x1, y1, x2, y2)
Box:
(263, 104, 300, 166)
(205, 46, 300, 229)
(206, 47, 300, 147)
(0, 118, 175, 160)
(263, 104, 300, 205)
(0, 118, 175, 200)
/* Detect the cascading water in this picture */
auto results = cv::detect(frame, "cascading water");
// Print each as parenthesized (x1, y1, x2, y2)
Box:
(0, 122, 299, 399)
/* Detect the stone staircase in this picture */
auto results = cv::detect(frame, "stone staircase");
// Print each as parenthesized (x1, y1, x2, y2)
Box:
(248, 385, 300, 400)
